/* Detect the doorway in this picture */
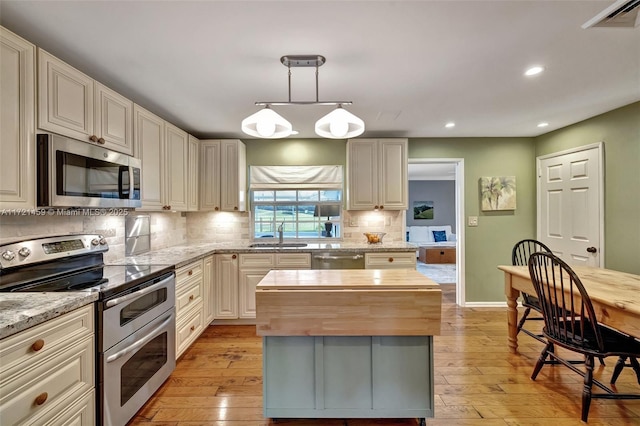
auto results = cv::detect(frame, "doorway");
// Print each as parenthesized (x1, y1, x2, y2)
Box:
(408, 158, 465, 306)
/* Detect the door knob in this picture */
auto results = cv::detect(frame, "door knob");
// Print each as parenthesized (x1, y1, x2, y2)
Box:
(586, 247, 597, 253)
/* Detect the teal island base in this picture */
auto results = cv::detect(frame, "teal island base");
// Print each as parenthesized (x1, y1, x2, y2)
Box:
(262, 335, 434, 423)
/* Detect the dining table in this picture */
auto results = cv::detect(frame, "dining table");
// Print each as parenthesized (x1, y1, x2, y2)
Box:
(498, 264, 640, 354)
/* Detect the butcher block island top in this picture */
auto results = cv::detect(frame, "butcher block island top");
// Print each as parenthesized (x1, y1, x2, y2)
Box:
(256, 269, 442, 336)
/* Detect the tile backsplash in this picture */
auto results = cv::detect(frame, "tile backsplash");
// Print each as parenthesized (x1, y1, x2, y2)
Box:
(0, 209, 404, 261)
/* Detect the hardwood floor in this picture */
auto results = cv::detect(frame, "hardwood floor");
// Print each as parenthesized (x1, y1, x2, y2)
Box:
(130, 285, 640, 425)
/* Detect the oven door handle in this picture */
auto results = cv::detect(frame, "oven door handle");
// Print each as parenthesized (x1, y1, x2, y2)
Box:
(105, 274, 174, 308)
(105, 312, 173, 363)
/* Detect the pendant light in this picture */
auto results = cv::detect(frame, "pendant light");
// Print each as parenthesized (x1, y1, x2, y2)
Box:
(241, 105, 292, 139)
(315, 104, 365, 139)
(242, 55, 365, 139)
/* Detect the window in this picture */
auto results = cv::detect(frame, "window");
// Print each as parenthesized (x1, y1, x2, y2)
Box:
(249, 165, 344, 241)
(252, 189, 342, 240)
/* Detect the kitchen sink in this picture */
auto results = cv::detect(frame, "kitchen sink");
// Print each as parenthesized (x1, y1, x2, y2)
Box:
(249, 242, 308, 248)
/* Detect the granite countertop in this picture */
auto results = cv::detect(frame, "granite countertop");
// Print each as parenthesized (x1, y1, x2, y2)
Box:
(0, 240, 418, 340)
(115, 241, 419, 269)
(0, 291, 98, 340)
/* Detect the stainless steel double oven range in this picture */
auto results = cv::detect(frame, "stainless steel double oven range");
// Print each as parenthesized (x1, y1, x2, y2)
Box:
(0, 234, 176, 426)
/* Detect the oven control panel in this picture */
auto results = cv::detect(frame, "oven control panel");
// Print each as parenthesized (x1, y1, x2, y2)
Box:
(0, 234, 108, 269)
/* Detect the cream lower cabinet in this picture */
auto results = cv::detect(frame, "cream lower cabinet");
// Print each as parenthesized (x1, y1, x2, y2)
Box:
(214, 254, 239, 319)
(215, 253, 311, 320)
(38, 48, 133, 155)
(175, 259, 205, 359)
(365, 252, 417, 269)
(238, 253, 311, 319)
(202, 255, 215, 325)
(346, 138, 408, 210)
(200, 140, 247, 212)
(0, 27, 36, 210)
(0, 304, 95, 426)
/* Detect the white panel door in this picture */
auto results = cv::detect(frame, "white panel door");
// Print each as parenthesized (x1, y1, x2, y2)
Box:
(538, 144, 603, 267)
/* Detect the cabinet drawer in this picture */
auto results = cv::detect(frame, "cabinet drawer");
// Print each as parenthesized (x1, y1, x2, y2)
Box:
(275, 253, 311, 269)
(240, 253, 275, 268)
(365, 252, 417, 269)
(34, 389, 95, 426)
(0, 305, 93, 375)
(176, 302, 204, 358)
(176, 260, 203, 288)
(424, 248, 456, 264)
(0, 336, 94, 426)
(176, 277, 203, 318)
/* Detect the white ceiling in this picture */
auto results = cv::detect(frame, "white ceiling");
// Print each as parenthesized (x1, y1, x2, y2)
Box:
(1, 1, 638, 140)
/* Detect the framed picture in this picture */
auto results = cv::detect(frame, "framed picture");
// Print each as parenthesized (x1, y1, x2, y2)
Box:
(413, 201, 434, 219)
(480, 176, 516, 211)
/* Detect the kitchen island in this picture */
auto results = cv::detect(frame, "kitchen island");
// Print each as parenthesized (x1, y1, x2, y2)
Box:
(256, 269, 442, 424)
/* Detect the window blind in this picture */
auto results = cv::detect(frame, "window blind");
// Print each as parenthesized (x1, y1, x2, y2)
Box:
(249, 165, 343, 189)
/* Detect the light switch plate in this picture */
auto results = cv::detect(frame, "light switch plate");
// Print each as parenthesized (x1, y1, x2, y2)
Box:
(468, 216, 478, 227)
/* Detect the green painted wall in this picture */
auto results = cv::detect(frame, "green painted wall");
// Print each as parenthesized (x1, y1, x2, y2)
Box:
(245, 138, 347, 166)
(408, 138, 536, 302)
(534, 101, 640, 274)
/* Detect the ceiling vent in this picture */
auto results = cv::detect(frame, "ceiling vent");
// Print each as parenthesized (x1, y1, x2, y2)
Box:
(582, 0, 640, 28)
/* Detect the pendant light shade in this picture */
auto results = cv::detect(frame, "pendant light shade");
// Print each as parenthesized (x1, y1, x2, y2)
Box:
(315, 105, 365, 139)
(241, 106, 292, 139)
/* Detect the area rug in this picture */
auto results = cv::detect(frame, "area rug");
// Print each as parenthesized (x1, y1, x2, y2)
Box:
(416, 261, 457, 284)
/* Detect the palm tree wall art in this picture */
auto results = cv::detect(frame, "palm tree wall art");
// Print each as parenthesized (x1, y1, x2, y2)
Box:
(480, 176, 516, 211)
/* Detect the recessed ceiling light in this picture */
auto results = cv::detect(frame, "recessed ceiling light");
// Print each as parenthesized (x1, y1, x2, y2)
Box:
(445, 122, 455, 128)
(525, 66, 545, 76)
(537, 122, 549, 128)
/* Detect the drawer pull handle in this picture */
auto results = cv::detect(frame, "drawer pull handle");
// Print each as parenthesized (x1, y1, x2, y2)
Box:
(35, 392, 48, 406)
(189, 295, 194, 301)
(32, 339, 45, 352)
(388, 257, 394, 263)
(232, 254, 237, 259)
(188, 270, 193, 276)
(190, 325, 195, 332)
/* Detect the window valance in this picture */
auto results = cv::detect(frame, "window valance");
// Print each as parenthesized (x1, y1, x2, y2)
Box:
(249, 165, 343, 189)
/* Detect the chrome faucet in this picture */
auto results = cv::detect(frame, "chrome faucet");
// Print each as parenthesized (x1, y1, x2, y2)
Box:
(277, 222, 284, 244)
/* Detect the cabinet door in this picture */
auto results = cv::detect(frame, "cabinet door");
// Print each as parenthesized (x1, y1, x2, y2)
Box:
(239, 268, 270, 319)
(38, 49, 93, 140)
(378, 139, 408, 210)
(202, 255, 215, 325)
(215, 254, 239, 319)
(346, 139, 378, 210)
(165, 123, 188, 211)
(187, 135, 199, 211)
(94, 82, 133, 155)
(134, 105, 165, 210)
(199, 140, 221, 211)
(0, 28, 36, 209)
(220, 140, 246, 212)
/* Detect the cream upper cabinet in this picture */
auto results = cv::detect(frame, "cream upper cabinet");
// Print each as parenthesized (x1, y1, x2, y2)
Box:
(346, 138, 408, 210)
(165, 123, 189, 211)
(94, 82, 133, 155)
(187, 135, 199, 211)
(200, 139, 247, 212)
(134, 104, 165, 210)
(0, 27, 36, 210)
(134, 105, 190, 211)
(37, 49, 133, 155)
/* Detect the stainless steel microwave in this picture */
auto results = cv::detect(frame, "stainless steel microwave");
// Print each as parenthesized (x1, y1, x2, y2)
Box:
(37, 133, 142, 208)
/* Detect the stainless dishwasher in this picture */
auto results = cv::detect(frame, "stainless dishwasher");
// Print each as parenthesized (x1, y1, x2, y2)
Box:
(311, 252, 365, 269)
